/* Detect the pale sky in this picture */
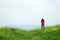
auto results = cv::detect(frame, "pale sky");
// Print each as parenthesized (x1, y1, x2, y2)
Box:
(0, 0, 60, 26)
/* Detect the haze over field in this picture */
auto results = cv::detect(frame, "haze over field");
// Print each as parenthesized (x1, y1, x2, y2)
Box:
(0, 0, 60, 28)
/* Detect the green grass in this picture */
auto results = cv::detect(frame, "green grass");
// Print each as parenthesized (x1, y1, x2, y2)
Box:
(0, 25, 60, 40)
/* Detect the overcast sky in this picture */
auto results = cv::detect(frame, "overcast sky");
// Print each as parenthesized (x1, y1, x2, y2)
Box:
(0, 0, 60, 26)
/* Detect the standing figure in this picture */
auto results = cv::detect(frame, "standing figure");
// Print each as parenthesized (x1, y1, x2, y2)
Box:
(41, 18, 45, 29)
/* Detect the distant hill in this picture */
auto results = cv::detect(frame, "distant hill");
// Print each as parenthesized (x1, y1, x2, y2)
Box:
(0, 25, 60, 40)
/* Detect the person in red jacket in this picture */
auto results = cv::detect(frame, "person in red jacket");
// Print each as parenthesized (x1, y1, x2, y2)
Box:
(41, 18, 45, 29)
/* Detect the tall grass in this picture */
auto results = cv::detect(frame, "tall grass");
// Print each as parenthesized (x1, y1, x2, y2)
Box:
(0, 25, 60, 40)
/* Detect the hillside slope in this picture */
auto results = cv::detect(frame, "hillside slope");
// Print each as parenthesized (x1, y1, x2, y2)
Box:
(0, 25, 60, 40)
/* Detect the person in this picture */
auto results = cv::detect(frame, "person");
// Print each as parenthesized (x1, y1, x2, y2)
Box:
(41, 18, 45, 29)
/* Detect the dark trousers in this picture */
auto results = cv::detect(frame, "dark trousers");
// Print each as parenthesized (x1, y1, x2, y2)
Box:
(41, 24, 45, 29)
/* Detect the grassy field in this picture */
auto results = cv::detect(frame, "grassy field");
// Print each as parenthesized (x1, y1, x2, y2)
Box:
(0, 25, 60, 40)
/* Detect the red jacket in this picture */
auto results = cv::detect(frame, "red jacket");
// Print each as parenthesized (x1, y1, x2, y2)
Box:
(41, 19, 45, 25)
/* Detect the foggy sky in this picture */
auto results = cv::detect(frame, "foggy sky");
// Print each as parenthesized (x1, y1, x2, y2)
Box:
(0, 0, 60, 26)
